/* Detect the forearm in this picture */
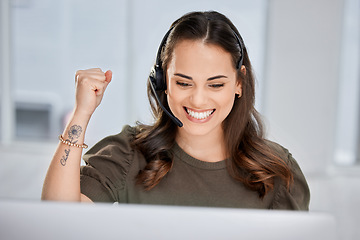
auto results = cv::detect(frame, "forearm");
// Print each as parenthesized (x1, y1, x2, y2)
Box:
(42, 68, 112, 201)
(41, 111, 90, 201)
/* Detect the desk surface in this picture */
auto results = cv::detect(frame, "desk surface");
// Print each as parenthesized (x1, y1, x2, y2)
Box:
(0, 200, 337, 240)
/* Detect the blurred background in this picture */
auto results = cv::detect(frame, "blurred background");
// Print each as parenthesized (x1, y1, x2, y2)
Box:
(0, 0, 359, 239)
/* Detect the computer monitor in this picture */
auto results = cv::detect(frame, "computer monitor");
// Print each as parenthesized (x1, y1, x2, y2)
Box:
(0, 200, 337, 240)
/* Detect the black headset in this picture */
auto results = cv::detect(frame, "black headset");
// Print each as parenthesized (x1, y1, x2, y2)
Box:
(149, 25, 245, 128)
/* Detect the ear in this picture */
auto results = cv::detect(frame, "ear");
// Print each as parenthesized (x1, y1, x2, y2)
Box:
(235, 81, 242, 97)
(235, 65, 246, 97)
(240, 65, 246, 76)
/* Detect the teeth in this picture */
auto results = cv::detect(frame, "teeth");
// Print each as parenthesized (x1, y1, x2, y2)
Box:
(186, 108, 214, 120)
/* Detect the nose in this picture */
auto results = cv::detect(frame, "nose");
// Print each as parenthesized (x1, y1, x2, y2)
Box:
(189, 87, 208, 108)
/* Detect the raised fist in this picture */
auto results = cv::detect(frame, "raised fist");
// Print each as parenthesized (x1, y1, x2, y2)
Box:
(74, 68, 112, 118)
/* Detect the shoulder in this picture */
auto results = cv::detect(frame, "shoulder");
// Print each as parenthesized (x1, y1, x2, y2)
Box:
(264, 139, 289, 158)
(80, 125, 143, 202)
(265, 140, 311, 210)
(105, 124, 138, 144)
(83, 125, 138, 160)
(81, 125, 143, 181)
(264, 140, 299, 169)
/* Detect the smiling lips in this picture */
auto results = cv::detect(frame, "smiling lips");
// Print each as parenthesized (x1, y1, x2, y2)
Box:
(184, 107, 215, 121)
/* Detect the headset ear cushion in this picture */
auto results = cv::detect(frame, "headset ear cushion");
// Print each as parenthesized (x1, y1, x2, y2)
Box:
(149, 65, 166, 91)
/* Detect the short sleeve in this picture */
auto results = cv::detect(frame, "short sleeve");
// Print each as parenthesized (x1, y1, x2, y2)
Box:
(271, 146, 310, 211)
(80, 125, 137, 202)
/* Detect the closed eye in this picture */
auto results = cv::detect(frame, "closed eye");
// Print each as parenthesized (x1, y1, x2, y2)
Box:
(176, 81, 192, 87)
(209, 83, 224, 88)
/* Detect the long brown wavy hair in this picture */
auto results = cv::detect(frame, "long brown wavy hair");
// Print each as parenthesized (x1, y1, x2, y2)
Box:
(132, 11, 293, 198)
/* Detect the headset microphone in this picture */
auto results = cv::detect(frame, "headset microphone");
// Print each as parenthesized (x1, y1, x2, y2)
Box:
(148, 72, 183, 127)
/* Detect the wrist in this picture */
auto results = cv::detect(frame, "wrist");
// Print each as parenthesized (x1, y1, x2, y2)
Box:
(71, 108, 93, 124)
(58, 134, 88, 149)
(62, 110, 90, 138)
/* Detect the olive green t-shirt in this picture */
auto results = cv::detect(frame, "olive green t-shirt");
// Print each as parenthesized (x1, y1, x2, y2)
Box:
(80, 125, 310, 210)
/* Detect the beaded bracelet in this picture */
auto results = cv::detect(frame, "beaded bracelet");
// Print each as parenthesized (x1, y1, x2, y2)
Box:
(58, 135, 88, 149)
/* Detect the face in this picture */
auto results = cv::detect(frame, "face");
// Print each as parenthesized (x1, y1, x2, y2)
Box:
(166, 39, 242, 140)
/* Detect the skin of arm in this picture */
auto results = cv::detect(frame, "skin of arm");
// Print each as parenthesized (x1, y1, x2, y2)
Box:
(41, 68, 112, 202)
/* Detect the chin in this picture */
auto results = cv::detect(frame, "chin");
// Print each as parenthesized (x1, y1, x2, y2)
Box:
(180, 120, 223, 137)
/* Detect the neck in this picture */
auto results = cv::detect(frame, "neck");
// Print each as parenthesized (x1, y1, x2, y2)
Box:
(175, 127, 227, 162)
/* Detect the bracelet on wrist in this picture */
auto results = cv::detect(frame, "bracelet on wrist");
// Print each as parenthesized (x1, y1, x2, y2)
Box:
(58, 135, 88, 149)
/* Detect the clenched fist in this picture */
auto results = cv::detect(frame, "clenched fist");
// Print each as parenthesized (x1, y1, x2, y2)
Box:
(74, 68, 112, 118)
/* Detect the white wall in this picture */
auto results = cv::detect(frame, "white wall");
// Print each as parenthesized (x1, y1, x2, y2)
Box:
(10, 0, 129, 145)
(263, 0, 346, 174)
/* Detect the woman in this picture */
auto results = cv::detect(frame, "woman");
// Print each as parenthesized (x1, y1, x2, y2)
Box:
(42, 11, 310, 210)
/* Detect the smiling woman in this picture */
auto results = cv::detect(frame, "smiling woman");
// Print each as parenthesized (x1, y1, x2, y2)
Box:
(42, 11, 310, 210)
(166, 40, 242, 161)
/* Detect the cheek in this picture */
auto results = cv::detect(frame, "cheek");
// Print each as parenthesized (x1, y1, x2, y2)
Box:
(219, 86, 236, 103)
(167, 81, 188, 102)
(167, 88, 185, 110)
(217, 89, 236, 113)
(221, 95, 236, 112)
(166, 78, 179, 98)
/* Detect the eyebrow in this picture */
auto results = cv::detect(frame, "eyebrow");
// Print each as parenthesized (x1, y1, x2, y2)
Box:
(174, 73, 228, 81)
